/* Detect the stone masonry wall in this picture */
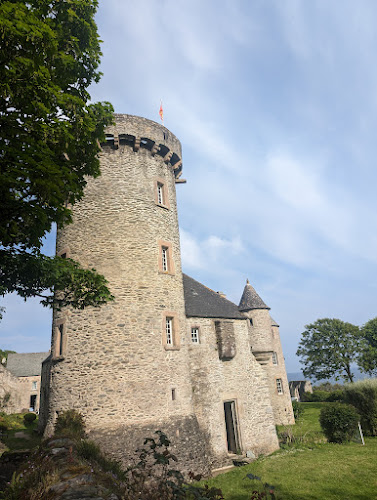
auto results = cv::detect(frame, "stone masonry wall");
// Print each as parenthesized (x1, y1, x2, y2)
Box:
(0, 365, 24, 413)
(244, 310, 294, 425)
(40, 115, 210, 472)
(186, 317, 279, 470)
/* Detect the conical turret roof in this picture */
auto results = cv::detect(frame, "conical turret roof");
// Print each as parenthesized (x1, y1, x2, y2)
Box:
(238, 279, 270, 311)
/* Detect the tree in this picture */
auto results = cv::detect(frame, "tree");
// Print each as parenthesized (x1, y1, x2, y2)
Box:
(0, 0, 114, 309)
(296, 318, 361, 383)
(359, 317, 377, 375)
(0, 349, 16, 366)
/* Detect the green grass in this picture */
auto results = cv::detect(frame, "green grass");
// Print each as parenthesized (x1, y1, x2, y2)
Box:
(0, 412, 42, 453)
(277, 402, 327, 445)
(203, 403, 377, 500)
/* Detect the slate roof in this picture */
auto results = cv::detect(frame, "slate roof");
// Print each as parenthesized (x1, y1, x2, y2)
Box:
(6, 352, 49, 377)
(183, 274, 244, 319)
(238, 280, 270, 311)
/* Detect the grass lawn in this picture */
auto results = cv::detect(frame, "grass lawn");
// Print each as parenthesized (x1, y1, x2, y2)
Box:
(204, 403, 377, 500)
(0, 412, 42, 453)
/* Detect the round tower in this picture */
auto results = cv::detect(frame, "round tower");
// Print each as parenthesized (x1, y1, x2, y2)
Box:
(40, 114, 209, 471)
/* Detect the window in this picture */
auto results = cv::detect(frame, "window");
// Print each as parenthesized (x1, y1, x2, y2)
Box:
(249, 318, 253, 326)
(32, 381, 37, 390)
(162, 246, 168, 272)
(276, 378, 283, 394)
(155, 179, 169, 208)
(171, 388, 176, 401)
(157, 182, 164, 205)
(55, 321, 66, 358)
(166, 317, 173, 345)
(191, 327, 200, 344)
(162, 312, 180, 350)
(158, 241, 174, 274)
(272, 352, 278, 365)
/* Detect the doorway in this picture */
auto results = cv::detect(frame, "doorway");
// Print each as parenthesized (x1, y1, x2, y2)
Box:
(224, 400, 240, 454)
(30, 395, 37, 411)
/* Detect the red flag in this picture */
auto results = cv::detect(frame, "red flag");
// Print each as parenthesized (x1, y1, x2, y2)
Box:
(159, 101, 164, 123)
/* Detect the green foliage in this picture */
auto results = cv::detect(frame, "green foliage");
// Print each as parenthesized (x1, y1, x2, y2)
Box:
(292, 400, 304, 420)
(0, 392, 11, 409)
(0, 0, 114, 309)
(76, 439, 126, 479)
(23, 413, 37, 425)
(302, 390, 329, 402)
(343, 378, 377, 436)
(359, 317, 377, 375)
(297, 318, 361, 382)
(0, 350, 16, 366)
(54, 409, 86, 438)
(319, 403, 359, 443)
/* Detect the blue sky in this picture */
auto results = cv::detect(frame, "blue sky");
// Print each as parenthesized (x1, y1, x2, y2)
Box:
(2, 0, 377, 372)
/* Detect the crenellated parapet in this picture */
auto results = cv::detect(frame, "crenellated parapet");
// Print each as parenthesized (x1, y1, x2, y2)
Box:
(102, 114, 183, 180)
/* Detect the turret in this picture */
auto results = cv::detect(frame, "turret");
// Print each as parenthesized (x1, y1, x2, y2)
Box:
(239, 280, 294, 425)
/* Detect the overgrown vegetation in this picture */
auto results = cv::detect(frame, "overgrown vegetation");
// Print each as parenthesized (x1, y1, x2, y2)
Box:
(1, 410, 225, 499)
(343, 378, 377, 436)
(319, 403, 359, 443)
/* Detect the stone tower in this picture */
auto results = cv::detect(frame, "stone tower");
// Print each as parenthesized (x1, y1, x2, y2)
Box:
(39, 114, 209, 472)
(239, 280, 294, 425)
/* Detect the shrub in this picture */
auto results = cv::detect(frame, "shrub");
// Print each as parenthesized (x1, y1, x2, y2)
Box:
(327, 389, 344, 402)
(54, 409, 86, 438)
(319, 403, 359, 443)
(343, 378, 377, 436)
(23, 412, 37, 425)
(292, 401, 304, 420)
(302, 390, 329, 402)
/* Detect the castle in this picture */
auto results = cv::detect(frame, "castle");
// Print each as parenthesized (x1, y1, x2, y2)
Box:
(39, 114, 294, 474)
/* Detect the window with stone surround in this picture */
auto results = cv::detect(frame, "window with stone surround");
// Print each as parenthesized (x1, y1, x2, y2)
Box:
(158, 241, 174, 274)
(155, 178, 170, 209)
(54, 320, 66, 358)
(32, 381, 37, 390)
(272, 352, 278, 365)
(276, 378, 283, 394)
(162, 312, 180, 350)
(191, 327, 200, 344)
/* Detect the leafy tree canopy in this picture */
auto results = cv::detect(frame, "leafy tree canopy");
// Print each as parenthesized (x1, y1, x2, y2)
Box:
(359, 317, 377, 376)
(0, 0, 114, 309)
(0, 349, 16, 366)
(296, 318, 361, 383)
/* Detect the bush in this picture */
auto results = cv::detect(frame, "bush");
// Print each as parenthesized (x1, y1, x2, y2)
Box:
(23, 412, 37, 425)
(327, 389, 344, 402)
(343, 378, 377, 436)
(54, 409, 86, 438)
(319, 403, 359, 443)
(302, 390, 329, 402)
(292, 401, 304, 421)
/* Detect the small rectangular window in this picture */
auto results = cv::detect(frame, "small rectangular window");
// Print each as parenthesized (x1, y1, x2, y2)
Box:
(166, 317, 173, 345)
(32, 381, 37, 390)
(157, 182, 164, 205)
(272, 352, 278, 365)
(162, 246, 168, 272)
(249, 318, 253, 326)
(191, 327, 200, 344)
(276, 378, 283, 394)
(171, 388, 176, 400)
(56, 323, 65, 357)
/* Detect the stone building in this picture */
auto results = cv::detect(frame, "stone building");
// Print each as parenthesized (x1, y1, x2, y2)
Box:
(2, 352, 49, 413)
(289, 380, 313, 401)
(39, 114, 294, 474)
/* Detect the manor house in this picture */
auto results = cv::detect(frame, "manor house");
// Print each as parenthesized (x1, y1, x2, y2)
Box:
(39, 114, 294, 474)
